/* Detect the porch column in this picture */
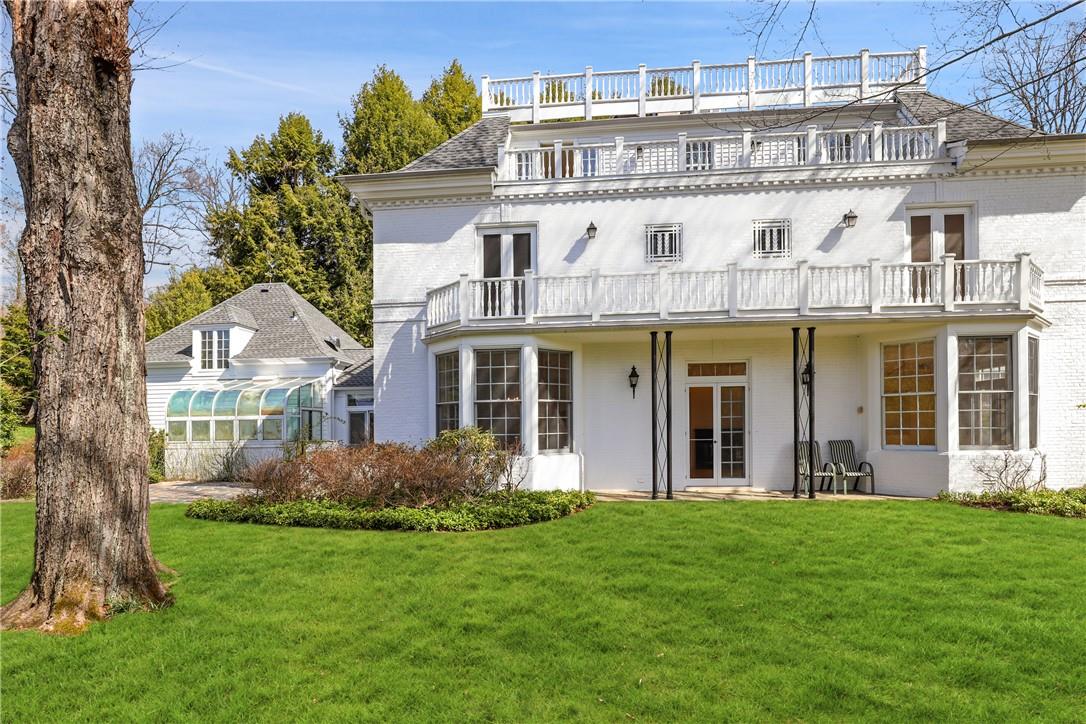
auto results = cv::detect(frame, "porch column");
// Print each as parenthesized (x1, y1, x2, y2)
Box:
(792, 326, 817, 499)
(650, 330, 674, 500)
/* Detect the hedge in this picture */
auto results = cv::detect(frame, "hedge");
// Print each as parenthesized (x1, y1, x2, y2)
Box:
(186, 490, 596, 532)
(937, 487, 1086, 518)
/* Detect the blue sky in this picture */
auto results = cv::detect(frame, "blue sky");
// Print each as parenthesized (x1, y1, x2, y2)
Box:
(2, 2, 1023, 288)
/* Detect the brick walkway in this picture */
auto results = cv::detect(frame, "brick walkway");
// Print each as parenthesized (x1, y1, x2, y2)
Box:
(150, 480, 253, 504)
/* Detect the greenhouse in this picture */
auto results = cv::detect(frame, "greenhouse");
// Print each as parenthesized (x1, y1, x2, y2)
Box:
(165, 378, 327, 445)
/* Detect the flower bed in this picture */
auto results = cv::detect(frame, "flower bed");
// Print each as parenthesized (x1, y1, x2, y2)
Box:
(937, 487, 1086, 518)
(186, 490, 596, 532)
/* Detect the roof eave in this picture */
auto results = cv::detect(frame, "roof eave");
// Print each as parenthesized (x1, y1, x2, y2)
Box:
(338, 166, 496, 205)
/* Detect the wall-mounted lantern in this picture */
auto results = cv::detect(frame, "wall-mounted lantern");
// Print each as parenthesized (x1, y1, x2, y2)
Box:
(628, 366, 640, 398)
(842, 209, 858, 228)
(586, 221, 598, 240)
(801, 362, 813, 388)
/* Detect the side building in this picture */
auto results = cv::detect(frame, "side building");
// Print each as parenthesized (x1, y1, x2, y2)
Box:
(145, 282, 374, 479)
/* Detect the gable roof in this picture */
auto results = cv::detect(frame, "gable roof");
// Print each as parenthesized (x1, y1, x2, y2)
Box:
(146, 283, 368, 366)
(333, 351, 374, 389)
(400, 115, 510, 172)
(896, 91, 1036, 142)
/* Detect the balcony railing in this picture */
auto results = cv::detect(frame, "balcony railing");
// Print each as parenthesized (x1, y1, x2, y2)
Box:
(482, 47, 926, 123)
(425, 255, 1044, 333)
(501, 122, 946, 182)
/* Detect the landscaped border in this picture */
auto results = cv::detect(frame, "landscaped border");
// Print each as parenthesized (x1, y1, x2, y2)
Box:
(937, 487, 1086, 518)
(186, 490, 595, 532)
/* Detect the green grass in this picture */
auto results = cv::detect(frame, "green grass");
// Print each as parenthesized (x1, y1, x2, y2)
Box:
(2, 501, 1084, 722)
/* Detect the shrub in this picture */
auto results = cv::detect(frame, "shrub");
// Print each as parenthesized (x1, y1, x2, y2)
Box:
(186, 490, 596, 532)
(938, 488, 1086, 518)
(238, 428, 520, 508)
(0, 382, 24, 454)
(148, 429, 166, 484)
(1, 441, 34, 499)
(971, 450, 1047, 493)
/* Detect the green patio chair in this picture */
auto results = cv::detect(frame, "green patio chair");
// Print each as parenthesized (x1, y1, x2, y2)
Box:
(797, 441, 840, 494)
(827, 440, 875, 494)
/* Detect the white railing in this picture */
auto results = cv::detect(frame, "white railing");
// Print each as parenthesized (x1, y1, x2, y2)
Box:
(483, 47, 927, 122)
(954, 260, 1016, 303)
(502, 121, 945, 181)
(809, 265, 870, 307)
(881, 262, 943, 305)
(470, 277, 524, 319)
(425, 280, 460, 329)
(425, 254, 1043, 332)
(535, 274, 592, 316)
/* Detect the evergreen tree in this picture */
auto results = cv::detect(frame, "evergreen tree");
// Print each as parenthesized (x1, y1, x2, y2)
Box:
(207, 113, 373, 344)
(145, 269, 214, 340)
(421, 59, 481, 138)
(340, 66, 446, 174)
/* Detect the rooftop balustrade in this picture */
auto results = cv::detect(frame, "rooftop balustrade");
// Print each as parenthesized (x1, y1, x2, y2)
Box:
(424, 254, 1043, 335)
(500, 122, 947, 182)
(482, 48, 926, 123)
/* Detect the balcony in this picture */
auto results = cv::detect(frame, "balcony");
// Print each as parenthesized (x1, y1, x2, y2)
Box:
(424, 256, 1044, 335)
(500, 122, 946, 182)
(482, 47, 926, 123)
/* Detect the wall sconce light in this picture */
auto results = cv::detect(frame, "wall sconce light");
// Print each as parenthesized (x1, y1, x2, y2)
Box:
(842, 209, 858, 228)
(628, 366, 640, 398)
(586, 221, 597, 240)
(801, 362, 813, 388)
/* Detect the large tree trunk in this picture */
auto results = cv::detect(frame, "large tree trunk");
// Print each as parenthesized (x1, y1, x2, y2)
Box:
(2, 0, 170, 633)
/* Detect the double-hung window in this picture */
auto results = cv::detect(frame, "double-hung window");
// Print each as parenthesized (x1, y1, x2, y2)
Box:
(474, 349, 522, 447)
(958, 336, 1013, 448)
(436, 351, 460, 433)
(538, 350, 572, 452)
(645, 224, 682, 263)
(200, 329, 230, 370)
(882, 340, 936, 447)
(1028, 337, 1039, 448)
(752, 219, 791, 259)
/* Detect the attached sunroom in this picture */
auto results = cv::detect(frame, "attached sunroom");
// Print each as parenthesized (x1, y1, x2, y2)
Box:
(164, 378, 327, 446)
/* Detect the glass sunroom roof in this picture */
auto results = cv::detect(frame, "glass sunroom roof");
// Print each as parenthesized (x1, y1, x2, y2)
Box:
(165, 378, 321, 418)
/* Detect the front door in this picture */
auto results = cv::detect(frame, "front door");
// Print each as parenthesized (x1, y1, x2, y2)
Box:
(687, 383, 748, 484)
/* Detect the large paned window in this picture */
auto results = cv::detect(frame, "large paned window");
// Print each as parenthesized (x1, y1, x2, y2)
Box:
(436, 351, 460, 433)
(538, 350, 572, 452)
(1028, 336, 1039, 448)
(882, 340, 936, 447)
(474, 349, 522, 447)
(958, 336, 1013, 448)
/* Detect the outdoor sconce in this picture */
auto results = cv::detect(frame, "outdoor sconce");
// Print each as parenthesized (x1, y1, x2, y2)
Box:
(628, 366, 640, 398)
(801, 362, 813, 388)
(586, 221, 597, 240)
(842, 209, 858, 228)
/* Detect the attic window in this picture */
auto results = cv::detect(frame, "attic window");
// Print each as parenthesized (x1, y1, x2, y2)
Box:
(200, 329, 230, 370)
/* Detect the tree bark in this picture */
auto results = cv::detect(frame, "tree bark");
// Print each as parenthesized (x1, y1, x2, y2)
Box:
(2, 0, 171, 633)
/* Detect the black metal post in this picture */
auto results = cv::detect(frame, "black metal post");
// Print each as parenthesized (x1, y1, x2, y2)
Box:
(792, 327, 800, 499)
(807, 327, 816, 500)
(650, 331, 658, 500)
(665, 330, 673, 500)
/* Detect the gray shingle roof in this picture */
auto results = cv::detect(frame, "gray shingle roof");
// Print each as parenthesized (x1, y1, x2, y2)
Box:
(896, 91, 1036, 142)
(400, 116, 509, 172)
(146, 283, 368, 365)
(334, 352, 374, 388)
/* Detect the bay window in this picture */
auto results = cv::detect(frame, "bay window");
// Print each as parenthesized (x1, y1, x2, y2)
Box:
(474, 348, 522, 447)
(436, 351, 460, 433)
(538, 350, 572, 452)
(882, 340, 936, 447)
(958, 336, 1013, 448)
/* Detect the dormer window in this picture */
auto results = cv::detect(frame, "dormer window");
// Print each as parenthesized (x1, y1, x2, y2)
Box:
(200, 329, 230, 370)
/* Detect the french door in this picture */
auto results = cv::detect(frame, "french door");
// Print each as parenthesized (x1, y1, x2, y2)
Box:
(480, 230, 532, 317)
(687, 383, 748, 484)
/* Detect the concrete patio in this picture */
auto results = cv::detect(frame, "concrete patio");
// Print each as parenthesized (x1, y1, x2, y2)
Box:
(592, 487, 924, 501)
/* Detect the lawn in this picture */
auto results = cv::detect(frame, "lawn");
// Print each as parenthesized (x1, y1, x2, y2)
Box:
(2, 501, 1084, 722)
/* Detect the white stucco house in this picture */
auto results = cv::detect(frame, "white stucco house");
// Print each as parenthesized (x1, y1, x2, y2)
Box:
(343, 46, 1085, 498)
(145, 283, 373, 479)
